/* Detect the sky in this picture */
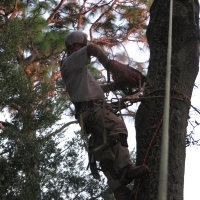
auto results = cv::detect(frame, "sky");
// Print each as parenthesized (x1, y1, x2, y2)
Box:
(184, 72, 200, 200)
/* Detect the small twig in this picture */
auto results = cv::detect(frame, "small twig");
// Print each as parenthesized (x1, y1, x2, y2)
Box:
(45, 120, 78, 139)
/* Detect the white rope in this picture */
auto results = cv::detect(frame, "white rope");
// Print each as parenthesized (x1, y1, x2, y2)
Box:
(157, 0, 173, 199)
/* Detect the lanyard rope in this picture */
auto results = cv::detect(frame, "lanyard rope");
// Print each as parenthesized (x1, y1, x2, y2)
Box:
(157, 0, 173, 199)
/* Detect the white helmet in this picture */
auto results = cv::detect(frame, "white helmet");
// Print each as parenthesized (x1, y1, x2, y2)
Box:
(65, 30, 88, 49)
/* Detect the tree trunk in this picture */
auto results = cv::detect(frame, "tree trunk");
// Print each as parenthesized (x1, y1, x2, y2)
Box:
(133, 0, 199, 199)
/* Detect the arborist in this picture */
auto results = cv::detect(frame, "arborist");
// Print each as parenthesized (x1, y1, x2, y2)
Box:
(60, 30, 149, 200)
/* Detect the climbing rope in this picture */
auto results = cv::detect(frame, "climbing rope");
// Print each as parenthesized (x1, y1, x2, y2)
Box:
(133, 1, 174, 199)
(157, 0, 173, 199)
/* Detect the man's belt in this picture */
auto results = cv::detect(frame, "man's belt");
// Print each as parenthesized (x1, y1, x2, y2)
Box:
(75, 99, 104, 113)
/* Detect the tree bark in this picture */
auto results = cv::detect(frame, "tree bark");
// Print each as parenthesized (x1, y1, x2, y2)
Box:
(133, 0, 199, 199)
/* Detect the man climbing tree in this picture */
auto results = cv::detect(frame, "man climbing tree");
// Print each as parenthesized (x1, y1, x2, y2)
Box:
(60, 30, 150, 200)
(133, 0, 199, 199)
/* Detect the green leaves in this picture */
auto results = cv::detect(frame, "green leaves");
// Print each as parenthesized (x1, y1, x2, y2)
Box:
(0, 0, 16, 11)
(30, 1, 51, 15)
(0, 0, 150, 199)
(0, 18, 25, 61)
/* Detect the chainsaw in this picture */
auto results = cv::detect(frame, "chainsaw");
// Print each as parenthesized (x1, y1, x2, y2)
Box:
(107, 60, 146, 95)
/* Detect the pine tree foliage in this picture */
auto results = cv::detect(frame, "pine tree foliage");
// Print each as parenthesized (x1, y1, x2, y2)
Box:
(0, 0, 152, 199)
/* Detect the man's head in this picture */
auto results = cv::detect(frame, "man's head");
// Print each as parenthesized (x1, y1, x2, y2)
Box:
(65, 31, 88, 53)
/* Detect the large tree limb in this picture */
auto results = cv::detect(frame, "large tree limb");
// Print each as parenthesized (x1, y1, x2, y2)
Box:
(47, 0, 66, 24)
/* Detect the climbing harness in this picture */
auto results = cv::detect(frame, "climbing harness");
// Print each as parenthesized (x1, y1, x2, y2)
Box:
(75, 98, 132, 179)
(75, 99, 108, 179)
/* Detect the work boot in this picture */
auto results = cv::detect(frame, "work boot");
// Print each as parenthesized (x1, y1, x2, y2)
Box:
(119, 164, 150, 186)
(113, 185, 131, 200)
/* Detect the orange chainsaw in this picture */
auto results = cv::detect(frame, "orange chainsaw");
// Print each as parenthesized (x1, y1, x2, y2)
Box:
(107, 60, 147, 95)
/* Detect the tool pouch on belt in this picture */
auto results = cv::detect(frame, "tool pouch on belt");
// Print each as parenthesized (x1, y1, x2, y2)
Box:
(87, 135, 100, 179)
(74, 101, 96, 136)
(74, 100, 96, 121)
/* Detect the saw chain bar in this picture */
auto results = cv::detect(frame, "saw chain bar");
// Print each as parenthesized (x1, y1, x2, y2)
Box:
(108, 60, 146, 95)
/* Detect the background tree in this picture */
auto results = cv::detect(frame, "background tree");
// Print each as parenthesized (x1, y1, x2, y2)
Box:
(0, 0, 152, 199)
(133, 0, 199, 200)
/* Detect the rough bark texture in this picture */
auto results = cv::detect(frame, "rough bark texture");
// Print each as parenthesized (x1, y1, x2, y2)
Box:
(133, 0, 199, 200)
